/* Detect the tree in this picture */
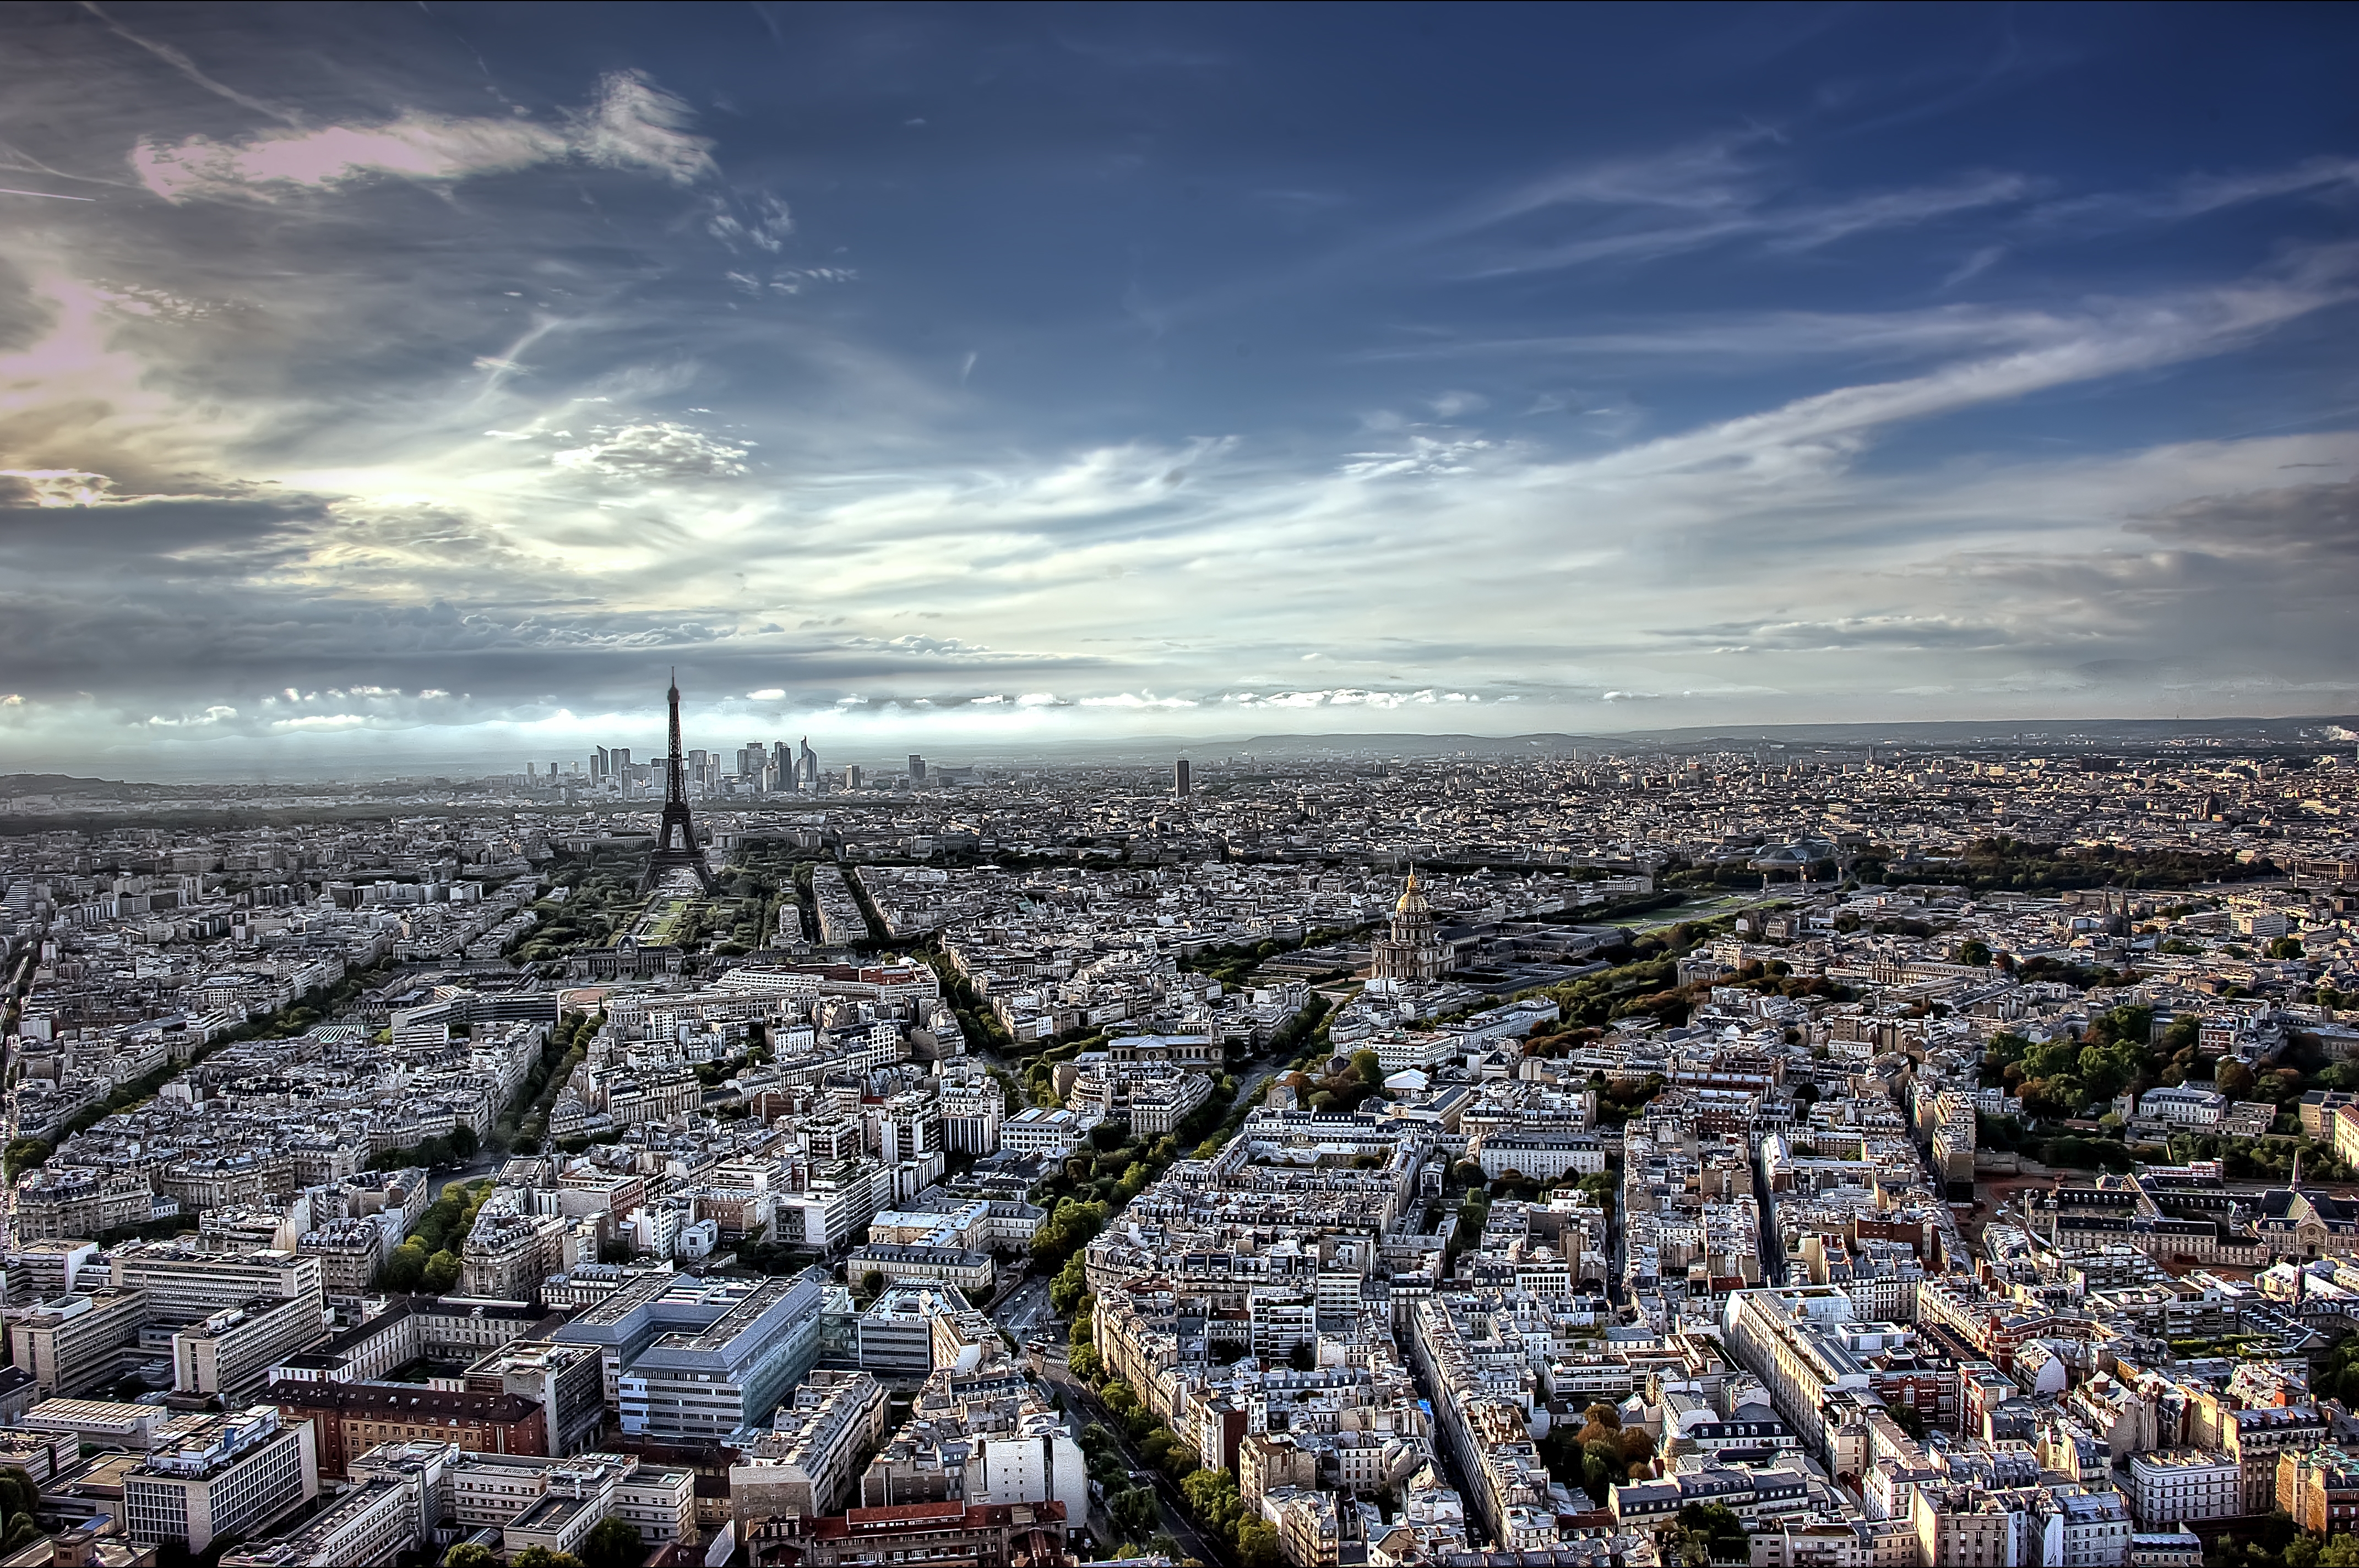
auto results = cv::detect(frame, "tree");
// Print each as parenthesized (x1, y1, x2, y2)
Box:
(444, 1545, 500, 1568)
(1289, 1340, 1317, 1372)
(421, 1248, 463, 1294)
(1580, 1442, 1618, 1504)
(2320, 1536, 2359, 1568)
(1110, 1487, 1160, 1538)
(1049, 1254, 1091, 1315)
(2218, 1060, 2258, 1101)
(581, 1515, 646, 1568)
(2, 1137, 52, 1183)
(380, 1240, 428, 1292)
(0, 1472, 35, 1531)
(512, 1549, 586, 1568)
(1236, 1518, 1282, 1568)
(860, 1270, 887, 1300)
(1674, 1503, 1747, 1568)
(1957, 939, 1992, 967)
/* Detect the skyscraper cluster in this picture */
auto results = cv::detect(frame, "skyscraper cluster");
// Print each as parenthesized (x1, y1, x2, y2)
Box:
(572, 737, 824, 799)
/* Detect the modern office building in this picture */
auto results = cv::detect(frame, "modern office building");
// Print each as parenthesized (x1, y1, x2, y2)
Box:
(218, 1472, 424, 1568)
(108, 1242, 323, 1327)
(553, 1268, 828, 1442)
(121, 1407, 319, 1555)
(174, 1297, 330, 1407)
(6, 1288, 148, 1399)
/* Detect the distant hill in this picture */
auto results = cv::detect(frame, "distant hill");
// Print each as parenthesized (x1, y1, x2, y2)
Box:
(1, 773, 203, 800)
(963, 715, 2359, 765)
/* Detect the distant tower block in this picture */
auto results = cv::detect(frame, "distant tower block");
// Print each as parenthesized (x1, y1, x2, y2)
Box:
(1174, 759, 1191, 798)
(636, 672, 717, 897)
(908, 754, 927, 787)
(845, 765, 863, 790)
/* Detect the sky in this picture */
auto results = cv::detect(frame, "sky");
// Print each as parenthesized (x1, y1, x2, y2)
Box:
(1, 2, 2355, 777)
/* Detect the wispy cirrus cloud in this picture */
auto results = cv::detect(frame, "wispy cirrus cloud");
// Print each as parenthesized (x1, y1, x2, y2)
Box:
(131, 70, 713, 202)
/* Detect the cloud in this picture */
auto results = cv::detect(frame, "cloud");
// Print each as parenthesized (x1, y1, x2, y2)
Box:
(1941, 247, 2007, 290)
(0, 469, 117, 507)
(2031, 156, 2359, 234)
(130, 69, 713, 202)
(2129, 477, 2359, 560)
(1221, 688, 1485, 709)
(1077, 692, 1200, 709)
(1465, 166, 2035, 277)
(746, 687, 785, 700)
(1340, 435, 1493, 480)
(564, 70, 716, 185)
(80, 1, 300, 125)
(708, 193, 795, 253)
(551, 422, 750, 480)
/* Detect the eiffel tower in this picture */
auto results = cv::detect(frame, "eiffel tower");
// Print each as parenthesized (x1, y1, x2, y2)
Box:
(637, 671, 717, 896)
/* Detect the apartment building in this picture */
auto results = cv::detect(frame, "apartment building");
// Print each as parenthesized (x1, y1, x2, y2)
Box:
(500, 1452, 697, 1559)
(732, 1369, 891, 1526)
(2127, 1450, 2239, 1527)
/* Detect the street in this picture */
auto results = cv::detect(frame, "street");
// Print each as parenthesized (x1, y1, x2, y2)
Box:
(990, 1273, 1055, 1338)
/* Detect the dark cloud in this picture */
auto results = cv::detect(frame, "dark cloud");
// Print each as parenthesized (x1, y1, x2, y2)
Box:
(2130, 478, 2359, 560)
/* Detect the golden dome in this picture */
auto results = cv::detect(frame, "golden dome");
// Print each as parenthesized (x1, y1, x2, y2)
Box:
(1396, 868, 1426, 911)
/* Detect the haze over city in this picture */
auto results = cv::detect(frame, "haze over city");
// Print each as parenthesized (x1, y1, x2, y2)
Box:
(0, 3, 2353, 777)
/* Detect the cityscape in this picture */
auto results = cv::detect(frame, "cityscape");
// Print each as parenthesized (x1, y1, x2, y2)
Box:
(3, 686, 2359, 1568)
(2, 5, 2357, 1568)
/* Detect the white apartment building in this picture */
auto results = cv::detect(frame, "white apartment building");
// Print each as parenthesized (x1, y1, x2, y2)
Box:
(2135, 1085, 2227, 1126)
(2126, 1449, 2238, 1528)
(999, 1107, 1081, 1157)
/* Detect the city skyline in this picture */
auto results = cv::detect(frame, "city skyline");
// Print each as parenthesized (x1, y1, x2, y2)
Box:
(2, 3, 2356, 776)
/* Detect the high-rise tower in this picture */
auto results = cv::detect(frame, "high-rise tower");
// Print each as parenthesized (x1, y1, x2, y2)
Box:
(637, 672, 717, 896)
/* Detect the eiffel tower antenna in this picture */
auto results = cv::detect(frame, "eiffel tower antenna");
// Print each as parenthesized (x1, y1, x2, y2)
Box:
(638, 671, 716, 896)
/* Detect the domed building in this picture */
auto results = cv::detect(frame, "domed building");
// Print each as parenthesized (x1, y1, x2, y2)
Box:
(1368, 869, 1453, 986)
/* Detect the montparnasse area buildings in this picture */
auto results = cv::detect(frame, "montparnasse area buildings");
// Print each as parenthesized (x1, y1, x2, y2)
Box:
(1, 691, 2357, 1566)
